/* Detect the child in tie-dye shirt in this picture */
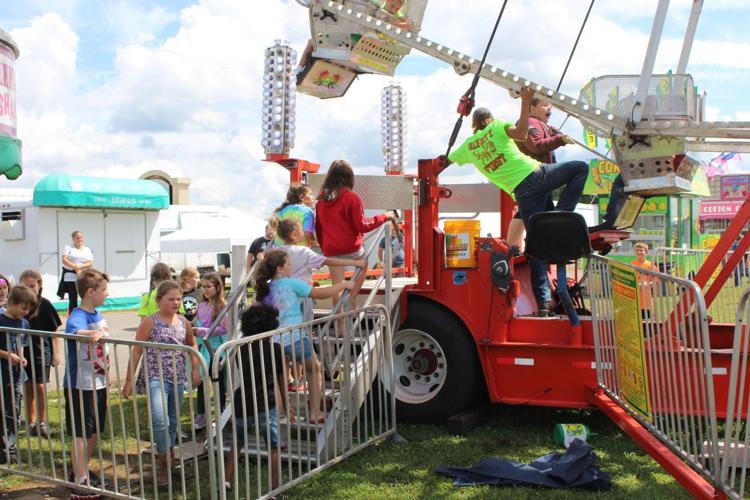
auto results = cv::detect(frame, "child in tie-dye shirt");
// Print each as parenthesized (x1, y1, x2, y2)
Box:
(272, 185, 316, 247)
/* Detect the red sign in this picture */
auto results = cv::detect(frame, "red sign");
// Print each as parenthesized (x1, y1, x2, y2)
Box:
(700, 200, 744, 220)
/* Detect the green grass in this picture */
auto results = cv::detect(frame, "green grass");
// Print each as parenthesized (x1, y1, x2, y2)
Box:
(0, 399, 690, 498)
(284, 405, 688, 499)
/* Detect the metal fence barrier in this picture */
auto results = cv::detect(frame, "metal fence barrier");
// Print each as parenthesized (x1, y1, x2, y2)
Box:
(720, 287, 750, 499)
(0, 326, 216, 499)
(589, 254, 722, 488)
(653, 246, 750, 324)
(0, 302, 396, 499)
(211, 303, 396, 500)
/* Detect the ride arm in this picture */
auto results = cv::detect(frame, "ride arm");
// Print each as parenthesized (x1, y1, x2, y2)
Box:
(309, 0, 627, 135)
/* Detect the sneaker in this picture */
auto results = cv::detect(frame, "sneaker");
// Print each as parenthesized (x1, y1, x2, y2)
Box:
(70, 487, 101, 499)
(28, 423, 38, 436)
(68, 471, 109, 489)
(536, 302, 552, 318)
(193, 414, 206, 430)
(588, 219, 615, 233)
(88, 470, 109, 489)
(0, 448, 16, 465)
(38, 423, 51, 439)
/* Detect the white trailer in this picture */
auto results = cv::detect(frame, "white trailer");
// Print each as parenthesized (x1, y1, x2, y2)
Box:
(0, 174, 167, 311)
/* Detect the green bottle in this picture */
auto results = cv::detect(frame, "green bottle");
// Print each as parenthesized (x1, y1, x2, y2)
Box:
(553, 423, 590, 448)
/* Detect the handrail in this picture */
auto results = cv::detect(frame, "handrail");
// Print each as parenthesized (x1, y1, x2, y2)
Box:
(203, 257, 258, 342)
(328, 219, 394, 316)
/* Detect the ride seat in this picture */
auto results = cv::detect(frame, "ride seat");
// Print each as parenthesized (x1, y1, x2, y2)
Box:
(525, 211, 592, 263)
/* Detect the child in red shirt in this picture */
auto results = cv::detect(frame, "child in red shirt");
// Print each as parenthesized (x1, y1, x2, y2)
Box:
(315, 160, 394, 308)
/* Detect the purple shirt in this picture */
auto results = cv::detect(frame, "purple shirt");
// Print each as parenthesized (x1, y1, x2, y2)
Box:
(135, 315, 188, 392)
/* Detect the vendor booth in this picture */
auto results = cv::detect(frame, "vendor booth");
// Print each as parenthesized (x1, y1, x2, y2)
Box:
(0, 174, 168, 310)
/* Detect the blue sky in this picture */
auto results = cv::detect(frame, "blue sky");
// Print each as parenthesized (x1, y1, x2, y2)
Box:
(2, 0, 749, 216)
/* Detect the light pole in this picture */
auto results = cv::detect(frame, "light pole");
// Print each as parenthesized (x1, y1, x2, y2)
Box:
(262, 40, 319, 183)
(381, 82, 407, 175)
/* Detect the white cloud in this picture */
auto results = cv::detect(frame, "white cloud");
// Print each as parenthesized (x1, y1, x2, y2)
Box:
(4, 0, 750, 226)
(11, 13, 78, 112)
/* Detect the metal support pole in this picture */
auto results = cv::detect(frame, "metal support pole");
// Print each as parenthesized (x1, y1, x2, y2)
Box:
(632, 0, 670, 123)
(674, 0, 703, 96)
(676, 0, 702, 75)
(229, 244, 246, 340)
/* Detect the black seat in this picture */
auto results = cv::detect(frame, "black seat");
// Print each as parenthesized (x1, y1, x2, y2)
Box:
(525, 211, 592, 263)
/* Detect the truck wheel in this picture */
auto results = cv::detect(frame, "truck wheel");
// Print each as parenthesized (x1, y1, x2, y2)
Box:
(384, 300, 480, 423)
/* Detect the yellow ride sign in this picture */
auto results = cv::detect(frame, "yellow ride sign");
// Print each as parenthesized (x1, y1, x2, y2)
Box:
(609, 261, 653, 422)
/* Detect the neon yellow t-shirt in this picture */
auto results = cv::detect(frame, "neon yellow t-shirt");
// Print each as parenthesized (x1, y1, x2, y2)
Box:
(448, 120, 540, 195)
(137, 289, 186, 317)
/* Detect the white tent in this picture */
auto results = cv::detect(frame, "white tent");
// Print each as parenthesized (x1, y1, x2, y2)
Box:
(160, 210, 267, 253)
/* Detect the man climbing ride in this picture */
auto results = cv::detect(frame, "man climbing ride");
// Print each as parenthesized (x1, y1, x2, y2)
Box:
(437, 86, 589, 316)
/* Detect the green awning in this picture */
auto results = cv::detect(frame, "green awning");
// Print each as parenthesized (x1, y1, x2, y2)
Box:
(0, 136, 22, 180)
(33, 174, 169, 210)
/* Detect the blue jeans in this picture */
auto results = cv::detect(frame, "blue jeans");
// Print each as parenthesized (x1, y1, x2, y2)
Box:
(148, 379, 184, 454)
(514, 160, 589, 305)
(232, 408, 280, 449)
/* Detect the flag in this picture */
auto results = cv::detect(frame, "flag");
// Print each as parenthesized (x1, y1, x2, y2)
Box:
(579, 78, 598, 149)
(584, 128, 598, 149)
(605, 86, 619, 113)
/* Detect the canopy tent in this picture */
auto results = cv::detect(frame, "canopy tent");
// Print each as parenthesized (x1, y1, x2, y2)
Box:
(160, 210, 267, 253)
(33, 174, 169, 210)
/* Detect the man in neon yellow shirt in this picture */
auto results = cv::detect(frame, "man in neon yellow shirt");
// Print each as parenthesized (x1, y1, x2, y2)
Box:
(439, 87, 588, 316)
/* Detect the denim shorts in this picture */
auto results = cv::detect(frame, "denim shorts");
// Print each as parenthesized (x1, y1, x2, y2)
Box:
(232, 408, 279, 449)
(284, 335, 314, 361)
(331, 248, 365, 260)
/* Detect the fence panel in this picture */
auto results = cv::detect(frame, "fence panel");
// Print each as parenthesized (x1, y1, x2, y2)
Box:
(212, 304, 396, 500)
(589, 255, 722, 488)
(0, 326, 217, 499)
(653, 246, 750, 323)
(720, 288, 750, 499)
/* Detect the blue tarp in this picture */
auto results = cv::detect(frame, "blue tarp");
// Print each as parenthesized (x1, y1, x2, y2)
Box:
(434, 439, 611, 491)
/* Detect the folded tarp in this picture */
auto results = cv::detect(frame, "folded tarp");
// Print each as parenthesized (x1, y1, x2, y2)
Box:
(434, 438, 611, 491)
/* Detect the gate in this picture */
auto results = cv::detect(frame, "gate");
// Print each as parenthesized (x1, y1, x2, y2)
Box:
(588, 254, 722, 493)
(211, 304, 396, 500)
(0, 326, 217, 499)
(721, 288, 750, 499)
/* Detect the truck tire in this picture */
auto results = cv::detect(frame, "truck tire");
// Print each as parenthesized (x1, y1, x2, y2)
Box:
(385, 299, 481, 423)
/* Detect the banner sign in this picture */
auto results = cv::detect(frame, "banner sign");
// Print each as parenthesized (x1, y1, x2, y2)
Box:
(610, 261, 652, 422)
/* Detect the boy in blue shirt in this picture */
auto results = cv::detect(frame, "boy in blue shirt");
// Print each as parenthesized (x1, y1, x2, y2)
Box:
(64, 269, 111, 497)
(0, 285, 36, 464)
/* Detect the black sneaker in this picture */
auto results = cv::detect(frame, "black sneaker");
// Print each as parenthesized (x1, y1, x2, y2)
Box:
(70, 486, 101, 499)
(0, 448, 16, 465)
(38, 423, 52, 439)
(536, 302, 552, 317)
(88, 470, 109, 489)
(588, 220, 615, 233)
(28, 423, 38, 436)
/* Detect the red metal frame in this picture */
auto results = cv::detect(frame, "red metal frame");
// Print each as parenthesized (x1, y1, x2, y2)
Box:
(278, 155, 748, 496)
(592, 389, 725, 499)
(265, 153, 320, 184)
